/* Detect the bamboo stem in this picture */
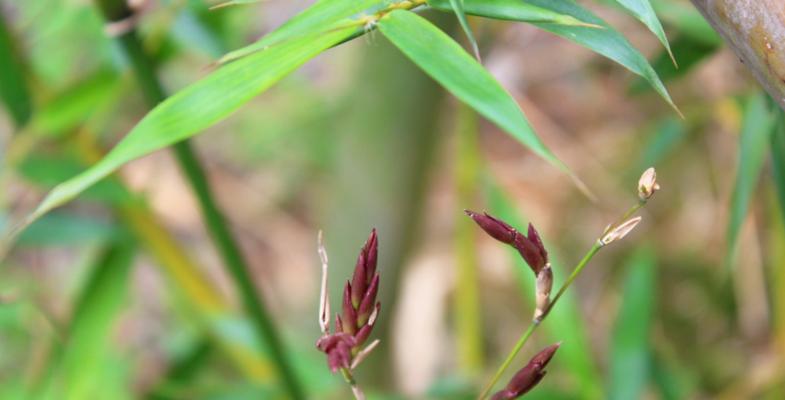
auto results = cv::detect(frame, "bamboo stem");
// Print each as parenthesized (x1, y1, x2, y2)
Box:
(92, 1, 303, 398)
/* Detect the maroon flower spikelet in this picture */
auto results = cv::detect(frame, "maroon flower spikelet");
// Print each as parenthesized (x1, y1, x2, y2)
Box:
(465, 210, 548, 274)
(491, 343, 560, 400)
(316, 229, 381, 373)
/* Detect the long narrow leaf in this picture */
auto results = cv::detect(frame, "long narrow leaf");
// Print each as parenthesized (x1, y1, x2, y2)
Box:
(219, 0, 386, 64)
(611, 0, 675, 65)
(521, 0, 678, 113)
(428, 0, 596, 27)
(609, 247, 656, 400)
(10, 25, 357, 239)
(378, 10, 564, 169)
(448, 0, 482, 61)
(727, 94, 775, 267)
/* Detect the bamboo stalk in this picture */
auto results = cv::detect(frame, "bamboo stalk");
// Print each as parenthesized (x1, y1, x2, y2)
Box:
(92, 1, 303, 398)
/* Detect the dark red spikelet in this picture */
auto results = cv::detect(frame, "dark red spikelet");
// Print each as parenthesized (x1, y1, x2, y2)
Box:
(317, 229, 382, 375)
(316, 333, 357, 373)
(465, 210, 517, 244)
(357, 273, 380, 325)
(527, 223, 548, 265)
(342, 283, 357, 334)
(491, 343, 560, 399)
(465, 210, 549, 275)
(364, 229, 378, 278)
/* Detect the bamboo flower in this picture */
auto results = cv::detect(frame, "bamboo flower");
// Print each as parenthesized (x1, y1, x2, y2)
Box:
(490, 343, 561, 400)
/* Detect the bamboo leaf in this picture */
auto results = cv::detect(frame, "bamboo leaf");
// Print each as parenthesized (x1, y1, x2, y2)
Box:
(611, 0, 675, 65)
(10, 25, 357, 238)
(609, 247, 656, 400)
(519, 0, 678, 114)
(448, 0, 482, 61)
(378, 10, 564, 169)
(727, 94, 775, 267)
(59, 243, 136, 400)
(428, 0, 597, 27)
(218, 0, 386, 64)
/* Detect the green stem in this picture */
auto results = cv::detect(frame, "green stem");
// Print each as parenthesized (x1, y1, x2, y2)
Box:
(477, 241, 603, 399)
(478, 322, 537, 399)
(92, 1, 304, 399)
(455, 104, 484, 374)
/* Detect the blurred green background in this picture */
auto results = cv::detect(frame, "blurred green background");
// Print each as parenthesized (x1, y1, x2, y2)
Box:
(1, 0, 784, 399)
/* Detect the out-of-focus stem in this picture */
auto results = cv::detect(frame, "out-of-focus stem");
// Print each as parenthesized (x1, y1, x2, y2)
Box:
(92, 1, 303, 398)
(455, 104, 484, 374)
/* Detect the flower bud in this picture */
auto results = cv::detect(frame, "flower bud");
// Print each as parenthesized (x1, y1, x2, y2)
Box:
(600, 216, 642, 246)
(491, 343, 560, 399)
(638, 167, 660, 201)
(465, 210, 516, 244)
(465, 210, 548, 275)
(534, 265, 553, 321)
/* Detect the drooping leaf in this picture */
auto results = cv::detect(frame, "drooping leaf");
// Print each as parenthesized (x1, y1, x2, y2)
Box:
(378, 9, 564, 169)
(727, 94, 775, 267)
(609, 247, 656, 400)
(520, 0, 678, 113)
(630, 34, 718, 92)
(650, 0, 720, 46)
(611, 0, 675, 65)
(12, 25, 358, 238)
(448, 0, 482, 61)
(428, 0, 597, 27)
(219, 0, 387, 64)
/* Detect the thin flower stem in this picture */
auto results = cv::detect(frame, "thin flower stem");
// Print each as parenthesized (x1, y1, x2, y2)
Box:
(478, 322, 537, 399)
(541, 242, 603, 321)
(478, 217, 626, 399)
(341, 367, 366, 400)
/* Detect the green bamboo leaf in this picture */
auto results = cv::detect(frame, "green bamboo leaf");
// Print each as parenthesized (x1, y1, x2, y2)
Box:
(378, 9, 564, 169)
(219, 0, 387, 64)
(727, 94, 775, 267)
(521, 0, 678, 114)
(609, 247, 656, 400)
(650, 0, 720, 46)
(611, 0, 675, 65)
(448, 0, 482, 61)
(59, 243, 136, 400)
(427, 0, 598, 27)
(0, 14, 32, 127)
(630, 34, 718, 93)
(10, 25, 357, 238)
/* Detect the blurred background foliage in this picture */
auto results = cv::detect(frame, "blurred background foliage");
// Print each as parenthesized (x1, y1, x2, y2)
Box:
(0, 0, 784, 399)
